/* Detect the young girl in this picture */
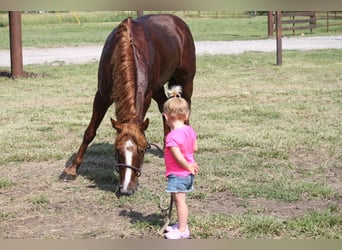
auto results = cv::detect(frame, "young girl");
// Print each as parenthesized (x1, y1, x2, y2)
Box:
(163, 86, 198, 240)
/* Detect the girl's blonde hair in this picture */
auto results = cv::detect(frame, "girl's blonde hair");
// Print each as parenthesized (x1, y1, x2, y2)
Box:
(163, 86, 190, 121)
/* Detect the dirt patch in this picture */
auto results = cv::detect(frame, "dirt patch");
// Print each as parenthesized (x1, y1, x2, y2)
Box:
(0, 160, 142, 239)
(1, 145, 341, 239)
(189, 191, 341, 221)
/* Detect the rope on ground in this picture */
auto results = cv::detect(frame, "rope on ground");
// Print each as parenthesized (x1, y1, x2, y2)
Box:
(146, 141, 173, 235)
(158, 195, 173, 235)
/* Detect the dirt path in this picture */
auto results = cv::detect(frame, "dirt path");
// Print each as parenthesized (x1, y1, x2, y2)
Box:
(1, 36, 342, 67)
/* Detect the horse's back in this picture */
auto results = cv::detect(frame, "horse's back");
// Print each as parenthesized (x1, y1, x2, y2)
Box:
(134, 14, 196, 83)
(98, 14, 195, 101)
(136, 14, 193, 38)
(135, 14, 195, 57)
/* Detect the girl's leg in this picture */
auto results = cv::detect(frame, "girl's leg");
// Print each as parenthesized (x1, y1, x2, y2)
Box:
(172, 192, 188, 232)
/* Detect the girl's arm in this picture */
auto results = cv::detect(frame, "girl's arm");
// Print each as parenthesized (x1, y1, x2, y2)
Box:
(169, 146, 198, 174)
(194, 138, 198, 152)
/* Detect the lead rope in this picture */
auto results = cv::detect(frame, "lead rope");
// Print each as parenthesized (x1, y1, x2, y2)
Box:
(147, 142, 174, 236)
(146, 142, 163, 156)
(158, 195, 173, 235)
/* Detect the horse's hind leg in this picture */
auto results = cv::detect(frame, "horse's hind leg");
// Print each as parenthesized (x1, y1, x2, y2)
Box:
(180, 80, 193, 125)
(152, 87, 169, 138)
(60, 91, 111, 181)
(169, 71, 194, 125)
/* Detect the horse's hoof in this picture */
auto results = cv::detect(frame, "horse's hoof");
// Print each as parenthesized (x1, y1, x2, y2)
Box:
(59, 171, 77, 182)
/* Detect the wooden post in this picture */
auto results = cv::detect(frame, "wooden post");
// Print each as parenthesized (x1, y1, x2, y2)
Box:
(9, 11, 23, 78)
(137, 11, 144, 18)
(292, 15, 295, 35)
(275, 11, 282, 66)
(267, 11, 274, 37)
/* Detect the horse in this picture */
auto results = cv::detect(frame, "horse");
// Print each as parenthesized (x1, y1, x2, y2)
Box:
(59, 14, 196, 195)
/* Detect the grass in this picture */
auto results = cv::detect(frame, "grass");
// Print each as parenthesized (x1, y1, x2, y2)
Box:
(0, 11, 341, 48)
(190, 206, 342, 239)
(26, 195, 50, 205)
(0, 48, 341, 238)
(0, 178, 14, 188)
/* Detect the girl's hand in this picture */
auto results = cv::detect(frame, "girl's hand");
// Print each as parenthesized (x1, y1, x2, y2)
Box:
(169, 147, 199, 174)
(189, 163, 199, 175)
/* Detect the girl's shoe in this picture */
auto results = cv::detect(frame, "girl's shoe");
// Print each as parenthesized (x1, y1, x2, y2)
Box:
(165, 227, 190, 239)
(166, 223, 178, 232)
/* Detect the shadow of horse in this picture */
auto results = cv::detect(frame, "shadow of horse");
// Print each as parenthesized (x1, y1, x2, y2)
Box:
(64, 142, 118, 192)
(64, 142, 164, 193)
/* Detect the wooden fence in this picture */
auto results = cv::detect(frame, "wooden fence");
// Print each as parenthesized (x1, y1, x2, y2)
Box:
(316, 11, 342, 32)
(269, 11, 342, 36)
(281, 11, 316, 34)
(181, 11, 250, 18)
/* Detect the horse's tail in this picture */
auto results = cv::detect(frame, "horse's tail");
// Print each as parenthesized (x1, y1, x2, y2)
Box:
(166, 85, 183, 98)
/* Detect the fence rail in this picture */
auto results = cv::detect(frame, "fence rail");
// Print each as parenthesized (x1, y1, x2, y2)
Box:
(316, 11, 342, 32)
(181, 11, 250, 18)
(269, 11, 342, 36)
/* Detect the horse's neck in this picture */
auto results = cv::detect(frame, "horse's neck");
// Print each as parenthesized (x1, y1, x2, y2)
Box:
(132, 45, 150, 122)
(115, 18, 149, 123)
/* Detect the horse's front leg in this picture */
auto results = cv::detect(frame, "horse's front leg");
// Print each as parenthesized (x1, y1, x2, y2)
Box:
(60, 91, 111, 181)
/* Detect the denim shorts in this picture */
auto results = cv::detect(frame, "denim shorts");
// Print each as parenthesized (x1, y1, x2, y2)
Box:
(166, 174, 194, 193)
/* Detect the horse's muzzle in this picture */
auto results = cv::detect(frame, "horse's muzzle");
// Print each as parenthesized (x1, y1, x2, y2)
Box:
(116, 185, 136, 196)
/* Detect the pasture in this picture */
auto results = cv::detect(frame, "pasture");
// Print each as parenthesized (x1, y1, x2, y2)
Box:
(1, 48, 341, 238)
(1, 11, 342, 239)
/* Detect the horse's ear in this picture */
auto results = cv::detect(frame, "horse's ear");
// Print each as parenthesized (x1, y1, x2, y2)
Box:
(111, 118, 122, 131)
(141, 118, 149, 131)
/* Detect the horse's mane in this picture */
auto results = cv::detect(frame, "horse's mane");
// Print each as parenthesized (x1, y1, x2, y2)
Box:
(112, 17, 137, 122)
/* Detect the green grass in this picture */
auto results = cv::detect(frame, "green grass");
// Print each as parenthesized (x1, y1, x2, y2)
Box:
(0, 50, 341, 238)
(0, 11, 341, 48)
(190, 207, 342, 239)
(27, 195, 50, 205)
(0, 178, 15, 188)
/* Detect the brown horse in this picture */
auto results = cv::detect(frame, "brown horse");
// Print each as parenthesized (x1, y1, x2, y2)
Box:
(60, 14, 196, 195)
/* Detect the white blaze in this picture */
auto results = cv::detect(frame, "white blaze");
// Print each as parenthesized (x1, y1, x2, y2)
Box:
(121, 139, 133, 192)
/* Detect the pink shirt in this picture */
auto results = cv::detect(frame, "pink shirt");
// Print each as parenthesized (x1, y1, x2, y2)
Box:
(164, 125, 197, 177)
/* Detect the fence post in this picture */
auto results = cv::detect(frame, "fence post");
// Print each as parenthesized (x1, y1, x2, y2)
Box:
(268, 11, 274, 37)
(8, 11, 23, 78)
(275, 11, 282, 66)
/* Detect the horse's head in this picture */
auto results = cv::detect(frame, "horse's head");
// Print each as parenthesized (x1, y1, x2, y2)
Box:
(111, 118, 149, 196)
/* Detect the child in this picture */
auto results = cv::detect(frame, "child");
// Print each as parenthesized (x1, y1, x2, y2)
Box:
(163, 86, 198, 240)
